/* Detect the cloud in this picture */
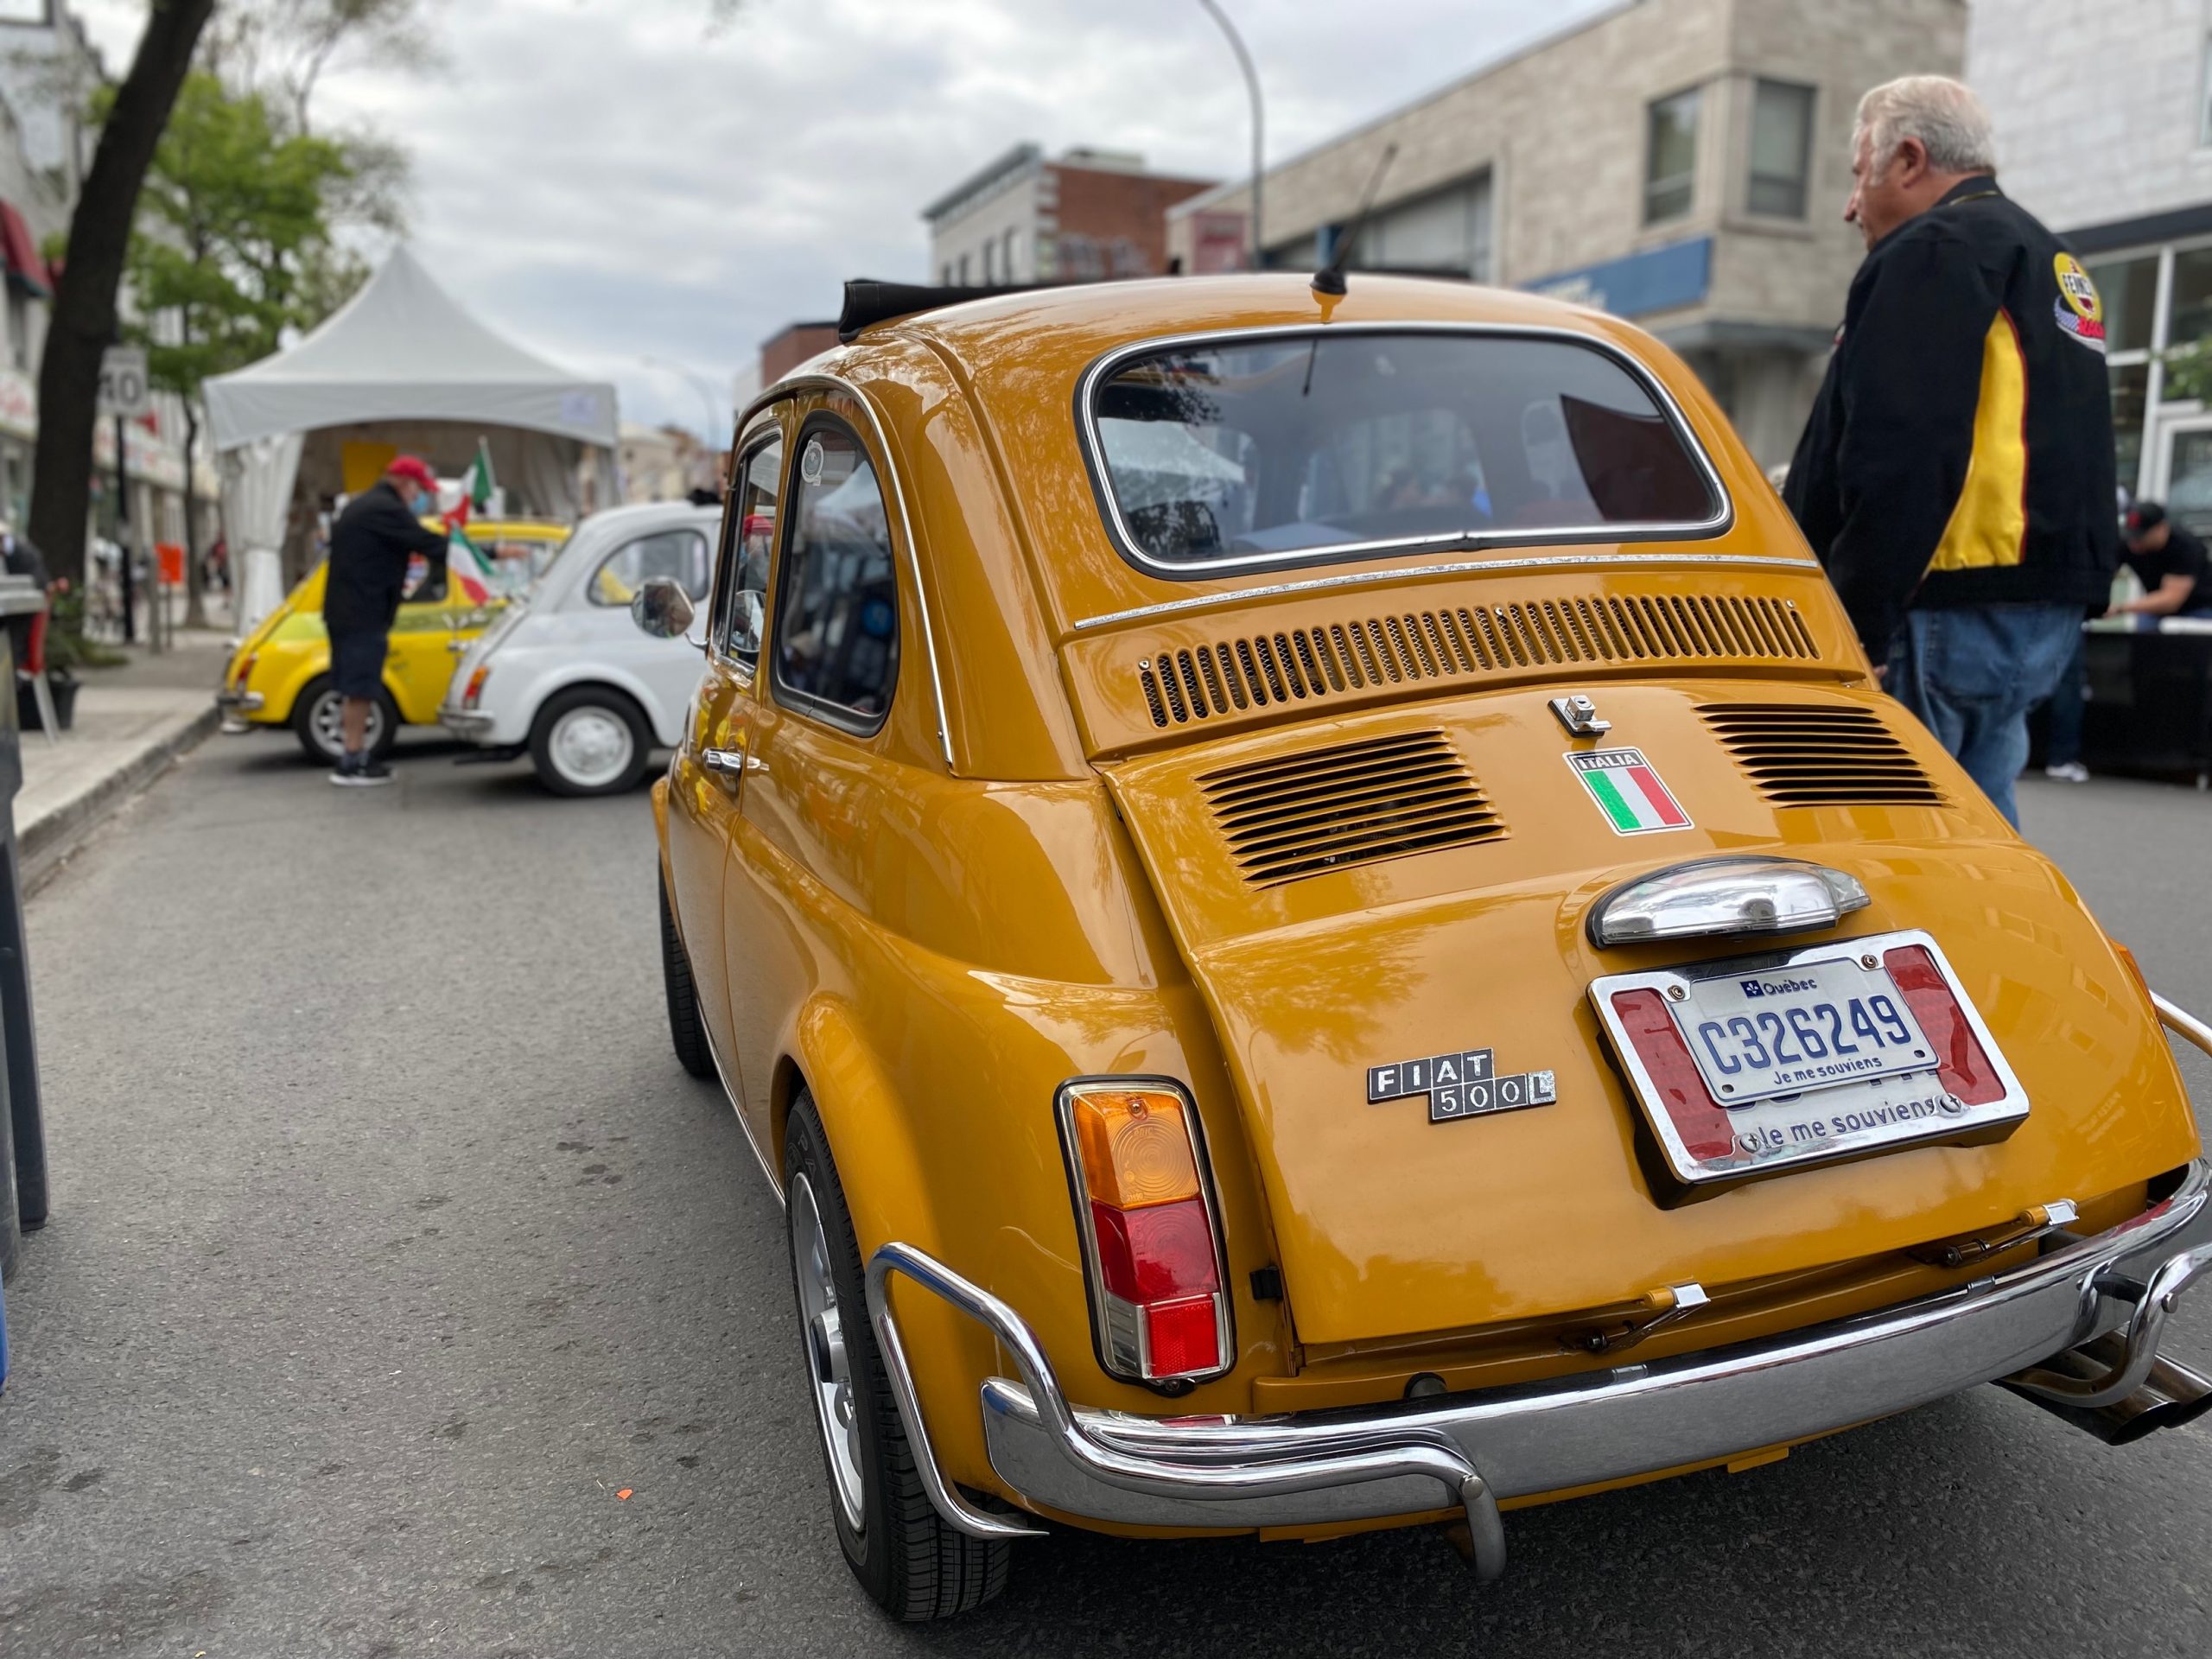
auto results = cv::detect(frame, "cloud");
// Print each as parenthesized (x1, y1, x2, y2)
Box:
(67, 0, 1613, 437)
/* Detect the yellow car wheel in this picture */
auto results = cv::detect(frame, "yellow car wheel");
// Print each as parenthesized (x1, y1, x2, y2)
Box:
(785, 1096, 1012, 1621)
(291, 676, 399, 766)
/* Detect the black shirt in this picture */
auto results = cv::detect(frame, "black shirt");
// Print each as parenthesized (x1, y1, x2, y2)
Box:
(323, 480, 449, 635)
(1784, 177, 2118, 659)
(2123, 525, 2210, 611)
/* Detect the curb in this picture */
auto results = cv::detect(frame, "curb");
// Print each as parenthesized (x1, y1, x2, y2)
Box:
(19, 704, 221, 891)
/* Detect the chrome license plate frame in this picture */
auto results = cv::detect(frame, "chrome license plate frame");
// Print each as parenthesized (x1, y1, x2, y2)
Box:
(1589, 930, 2030, 1187)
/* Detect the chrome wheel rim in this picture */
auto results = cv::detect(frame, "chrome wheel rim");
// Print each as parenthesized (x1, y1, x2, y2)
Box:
(791, 1172, 866, 1531)
(548, 705, 634, 789)
(312, 691, 383, 760)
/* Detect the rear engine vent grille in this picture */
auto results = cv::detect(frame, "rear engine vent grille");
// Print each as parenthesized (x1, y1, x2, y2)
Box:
(1199, 730, 1505, 886)
(1700, 703, 1946, 807)
(1138, 595, 1818, 727)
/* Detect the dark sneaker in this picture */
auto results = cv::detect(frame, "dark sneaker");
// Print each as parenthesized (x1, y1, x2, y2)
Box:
(329, 755, 393, 787)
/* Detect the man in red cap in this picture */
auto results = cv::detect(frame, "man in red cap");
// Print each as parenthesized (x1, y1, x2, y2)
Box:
(321, 455, 452, 785)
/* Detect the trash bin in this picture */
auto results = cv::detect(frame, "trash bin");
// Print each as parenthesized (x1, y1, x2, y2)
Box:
(0, 569, 45, 1299)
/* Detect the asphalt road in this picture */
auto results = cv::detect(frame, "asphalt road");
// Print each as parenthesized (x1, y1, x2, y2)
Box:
(3, 738, 2210, 1658)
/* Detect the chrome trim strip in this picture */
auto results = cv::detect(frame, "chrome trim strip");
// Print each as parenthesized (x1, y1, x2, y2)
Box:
(737, 372, 956, 771)
(691, 965, 783, 1206)
(931, 1160, 2208, 1542)
(1075, 321, 1737, 581)
(1068, 553, 1817, 632)
(2155, 991, 2212, 1058)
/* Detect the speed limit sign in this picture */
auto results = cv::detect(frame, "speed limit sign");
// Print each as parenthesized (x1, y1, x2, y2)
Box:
(98, 346, 152, 418)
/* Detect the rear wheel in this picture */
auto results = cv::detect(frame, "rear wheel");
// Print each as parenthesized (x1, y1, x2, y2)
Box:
(292, 676, 397, 765)
(530, 687, 650, 797)
(658, 870, 715, 1080)
(785, 1096, 1011, 1621)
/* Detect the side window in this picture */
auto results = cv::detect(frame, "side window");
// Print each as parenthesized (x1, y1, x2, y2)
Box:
(588, 529, 709, 607)
(715, 434, 783, 667)
(772, 422, 899, 729)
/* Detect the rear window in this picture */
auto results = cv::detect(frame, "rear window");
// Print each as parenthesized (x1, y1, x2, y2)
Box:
(1085, 329, 1725, 574)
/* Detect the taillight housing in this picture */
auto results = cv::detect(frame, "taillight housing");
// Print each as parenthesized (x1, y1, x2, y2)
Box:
(1056, 1078, 1232, 1390)
(232, 652, 257, 687)
(462, 664, 491, 708)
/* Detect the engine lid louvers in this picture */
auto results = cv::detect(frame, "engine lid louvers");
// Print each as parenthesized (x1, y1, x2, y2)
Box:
(1199, 730, 1506, 886)
(1700, 702, 1946, 806)
(1139, 593, 1819, 728)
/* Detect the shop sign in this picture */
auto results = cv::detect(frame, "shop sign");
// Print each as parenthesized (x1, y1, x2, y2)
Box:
(1527, 235, 1713, 320)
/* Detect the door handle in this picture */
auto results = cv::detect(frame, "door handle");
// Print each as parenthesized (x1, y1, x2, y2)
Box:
(702, 747, 745, 776)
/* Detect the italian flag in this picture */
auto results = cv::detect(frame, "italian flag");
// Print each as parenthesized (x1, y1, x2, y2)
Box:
(443, 529, 494, 605)
(1566, 747, 1690, 835)
(466, 437, 496, 513)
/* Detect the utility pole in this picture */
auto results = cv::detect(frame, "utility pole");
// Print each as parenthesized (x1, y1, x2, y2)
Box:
(114, 413, 133, 645)
(1197, 0, 1264, 268)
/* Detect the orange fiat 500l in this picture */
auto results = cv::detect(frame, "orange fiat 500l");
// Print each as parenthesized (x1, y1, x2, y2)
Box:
(639, 275, 2212, 1621)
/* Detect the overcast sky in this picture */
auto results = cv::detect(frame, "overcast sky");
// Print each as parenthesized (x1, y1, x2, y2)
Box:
(73, 0, 1615, 440)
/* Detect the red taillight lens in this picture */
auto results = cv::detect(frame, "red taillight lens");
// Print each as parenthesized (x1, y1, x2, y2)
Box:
(462, 665, 490, 708)
(1090, 1197, 1220, 1304)
(1060, 1081, 1230, 1384)
(1881, 944, 2005, 1105)
(232, 652, 257, 687)
(1142, 1296, 1221, 1376)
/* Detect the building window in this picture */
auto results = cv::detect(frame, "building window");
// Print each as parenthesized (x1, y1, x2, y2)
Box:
(4, 289, 26, 372)
(1002, 227, 1019, 282)
(2202, 31, 2212, 146)
(1747, 79, 1814, 218)
(1645, 87, 1701, 224)
(1348, 172, 1494, 281)
(2169, 246, 2212, 347)
(2088, 255, 2158, 354)
(982, 240, 995, 283)
(958, 251, 971, 285)
(940, 262, 953, 284)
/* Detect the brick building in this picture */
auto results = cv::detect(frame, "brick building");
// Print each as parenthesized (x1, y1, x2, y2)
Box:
(1165, 0, 1967, 468)
(759, 320, 840, 387)
(922, 144, 1214, 287)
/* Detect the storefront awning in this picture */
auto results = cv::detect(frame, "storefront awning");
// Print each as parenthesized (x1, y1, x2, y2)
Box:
(0, 203, 50, 299)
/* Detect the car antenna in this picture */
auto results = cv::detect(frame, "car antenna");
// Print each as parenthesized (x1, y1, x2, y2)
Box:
(1311, 142, 1399, 298)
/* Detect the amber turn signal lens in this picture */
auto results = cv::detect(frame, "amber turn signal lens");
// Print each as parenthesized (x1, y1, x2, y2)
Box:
(1071, 1089, 1202, 1210)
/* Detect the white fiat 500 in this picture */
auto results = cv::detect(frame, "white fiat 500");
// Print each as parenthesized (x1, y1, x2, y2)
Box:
(441, 499, 718, 794)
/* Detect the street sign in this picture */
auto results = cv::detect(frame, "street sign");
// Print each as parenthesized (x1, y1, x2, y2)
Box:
(97, 346, 152, 419)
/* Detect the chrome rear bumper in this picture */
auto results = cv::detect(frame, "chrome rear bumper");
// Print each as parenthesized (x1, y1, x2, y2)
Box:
(870, 1160, 2212, 1576)
(213, 689, 263, 712)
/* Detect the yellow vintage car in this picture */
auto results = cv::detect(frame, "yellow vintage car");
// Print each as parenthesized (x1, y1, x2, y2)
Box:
(640, 274, 2212, 1620)
(218, 518, 569, 763)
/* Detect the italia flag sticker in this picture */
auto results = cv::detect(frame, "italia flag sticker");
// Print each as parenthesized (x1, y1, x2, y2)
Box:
(1566, 747, 1690, 835)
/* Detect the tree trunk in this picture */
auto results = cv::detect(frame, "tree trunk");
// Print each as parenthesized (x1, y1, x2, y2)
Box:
(28, 0, 216, 591)
(181, 401, 204, 629)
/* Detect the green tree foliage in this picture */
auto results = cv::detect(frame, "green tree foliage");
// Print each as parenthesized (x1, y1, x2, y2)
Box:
(118, 73, 350, 621)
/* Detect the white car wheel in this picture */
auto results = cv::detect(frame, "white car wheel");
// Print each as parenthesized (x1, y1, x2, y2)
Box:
(530, 689, 648, 796)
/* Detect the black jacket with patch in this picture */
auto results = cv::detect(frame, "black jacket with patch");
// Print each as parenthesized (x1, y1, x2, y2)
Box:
(324, 480, 450, 635)
(1783, 176, 2117, 661)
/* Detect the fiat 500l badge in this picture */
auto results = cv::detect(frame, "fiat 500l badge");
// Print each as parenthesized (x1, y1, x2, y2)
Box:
(1368, 1048, 1557, 1123)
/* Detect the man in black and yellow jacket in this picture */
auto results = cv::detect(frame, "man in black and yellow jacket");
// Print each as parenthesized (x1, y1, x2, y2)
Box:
(1785, 75, 2115, 827)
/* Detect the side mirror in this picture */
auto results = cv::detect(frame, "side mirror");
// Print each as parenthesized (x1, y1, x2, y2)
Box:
(631, 576, 696, 640)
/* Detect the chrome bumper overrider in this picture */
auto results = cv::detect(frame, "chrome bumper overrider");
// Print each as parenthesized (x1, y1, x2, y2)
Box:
(439, 708, 495, 737)
(864, 1001, 2212, 1580)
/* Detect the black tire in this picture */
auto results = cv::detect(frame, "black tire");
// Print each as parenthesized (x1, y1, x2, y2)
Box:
(529, 686, 651, 798)
(785, 1096, 1011, 1621)
(291, 675, 398, 765)
(659, 870, 715, 1080)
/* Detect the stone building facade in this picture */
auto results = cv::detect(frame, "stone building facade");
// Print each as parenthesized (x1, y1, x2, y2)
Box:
(923, 144, 1214, 288)
(1970, 0, 2212, 518)
(1166, 0, 1967, 468)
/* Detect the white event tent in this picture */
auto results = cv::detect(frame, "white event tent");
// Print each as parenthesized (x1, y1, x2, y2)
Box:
(204, 245, 620, 632)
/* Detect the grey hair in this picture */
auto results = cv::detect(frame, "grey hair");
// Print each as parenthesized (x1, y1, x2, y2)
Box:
(1855, 75, 1997, 175)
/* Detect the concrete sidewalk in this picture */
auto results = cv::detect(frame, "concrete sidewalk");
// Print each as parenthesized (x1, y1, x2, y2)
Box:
(16, 630, 231, 887)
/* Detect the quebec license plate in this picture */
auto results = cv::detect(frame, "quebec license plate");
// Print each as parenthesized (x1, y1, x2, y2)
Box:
(1589, 931, 2030, 1187)
(1672, 957, 1934, 1104)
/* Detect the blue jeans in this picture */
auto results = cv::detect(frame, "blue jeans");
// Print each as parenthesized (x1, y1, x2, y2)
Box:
(2043, 631, 2087, 768)
(1883, 603, 2082, 827)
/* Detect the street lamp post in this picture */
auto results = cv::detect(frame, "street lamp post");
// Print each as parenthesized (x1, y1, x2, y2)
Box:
(1196, 0, 1263, 269)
